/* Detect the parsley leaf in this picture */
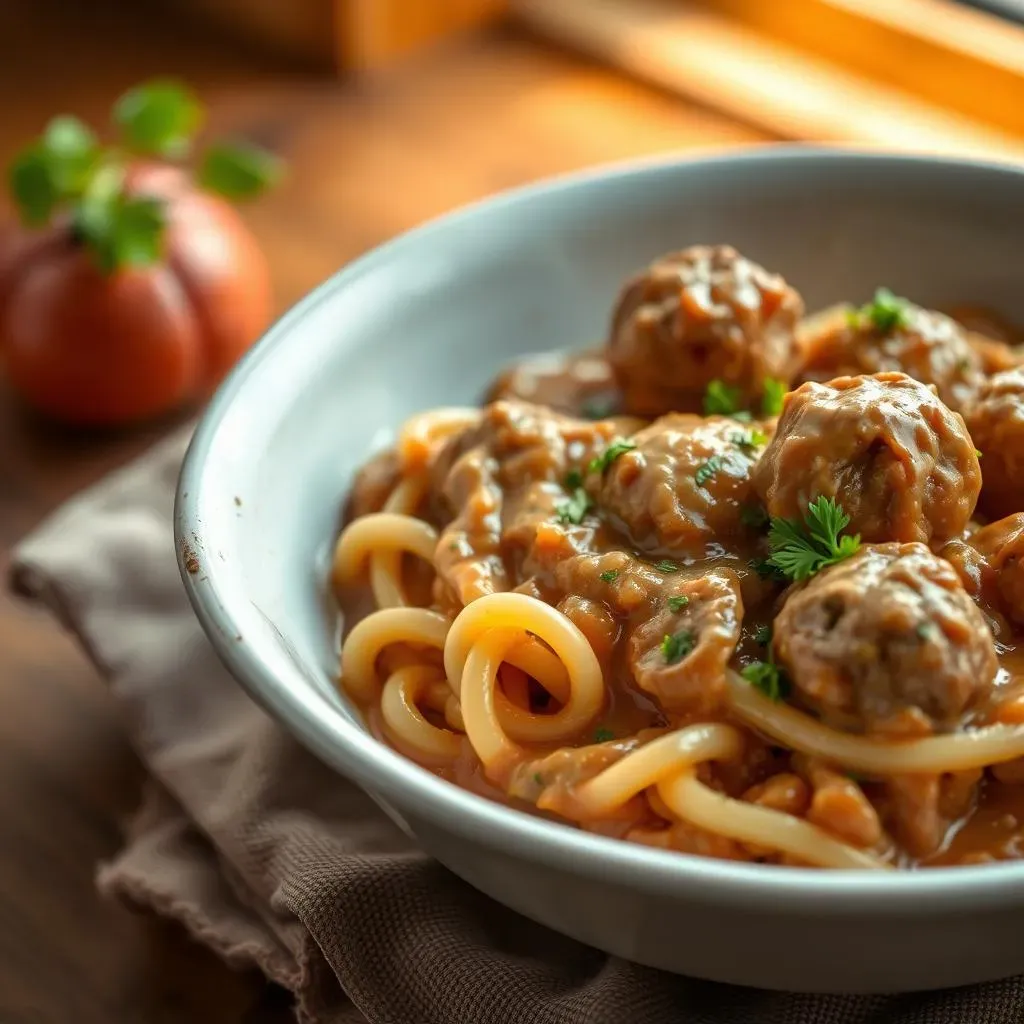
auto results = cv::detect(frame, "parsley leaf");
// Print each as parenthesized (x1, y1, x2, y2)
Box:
(704, 379, 743, 417)
(761, 377, 786, 418)
(755, 624, 772, 646)
(556, 487, 592, 525)
(593, 727, 615, 743)
(76, 167, 167, 274)
(730, 428, 768, 450)
(851, 287, 911, 334)
(533, 772, 544, 786)
(740, 503, 769, 530)
(8, 148, 58, 226)
(588, 438, 636, 475)
(767, 496, 861, 582)
(742, 660, 790, 702)
(565, 469, 584, 489)
(599, 569, 619, 583)
(694, 455, 723, 488)
(749, 556, 786, 581)
(661, 630, 696, 664)
(668, 595, 690, 612)
(656, 559, 679, 573)
(198, 142, 283, 201)
(114, 79, 203, 158)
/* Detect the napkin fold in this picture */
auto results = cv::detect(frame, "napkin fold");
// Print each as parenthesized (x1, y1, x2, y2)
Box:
(11, 431, 1024, 1024)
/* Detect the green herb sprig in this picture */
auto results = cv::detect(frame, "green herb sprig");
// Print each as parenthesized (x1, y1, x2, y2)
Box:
(761, 377, 786, 417)
(741, 659, 790, 702)
(556, 487, 593, 525)
(661, 630, 696, 664)
(588, 438, 636, 475)
(766, 496, 861, 582)
(730, 428, 768, 450)
(703, 378, 786, 421)
(848, 287, 911, 334)
(694, 454, 723, 488)
(8, 79, 283, 273)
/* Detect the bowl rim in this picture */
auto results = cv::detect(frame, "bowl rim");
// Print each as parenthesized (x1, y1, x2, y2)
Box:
(176, 143, 1024, 912)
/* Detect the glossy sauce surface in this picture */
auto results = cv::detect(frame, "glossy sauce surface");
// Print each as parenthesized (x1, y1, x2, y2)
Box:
(343, 258, 1024, 868)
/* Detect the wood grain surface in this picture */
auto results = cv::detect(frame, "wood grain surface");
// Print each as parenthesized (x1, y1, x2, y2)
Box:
(0, 2, 768, 1020)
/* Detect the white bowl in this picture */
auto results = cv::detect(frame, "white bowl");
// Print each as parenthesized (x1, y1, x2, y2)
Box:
(176, 146, 1024, 994)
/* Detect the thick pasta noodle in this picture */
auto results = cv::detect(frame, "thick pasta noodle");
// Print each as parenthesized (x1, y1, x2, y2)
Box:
(330, 243, 1024, 869)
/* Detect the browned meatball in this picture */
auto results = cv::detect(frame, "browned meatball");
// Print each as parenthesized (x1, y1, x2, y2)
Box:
(628, 570, 744, 715)
(594, 414, 767, 556)
(773, 543, 998, 735)
(752, 372, 980, 545)
(608, 245, 803, 417)
(964, 367, 1024, 520)
(799, 299, 983, 411)
(486, 349, 621, 419)
(967, 514, 1024, 629)
(430, 401, 616, 604)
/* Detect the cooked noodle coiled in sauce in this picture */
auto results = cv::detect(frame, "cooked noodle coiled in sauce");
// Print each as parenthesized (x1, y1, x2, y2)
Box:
(331, 244, 1024, 869)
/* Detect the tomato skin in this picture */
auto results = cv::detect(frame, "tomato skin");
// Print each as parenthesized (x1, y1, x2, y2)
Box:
(0, 164, 272, 426)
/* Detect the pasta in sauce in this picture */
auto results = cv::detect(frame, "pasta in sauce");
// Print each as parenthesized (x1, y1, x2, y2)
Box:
(331, 243, 1024, 869)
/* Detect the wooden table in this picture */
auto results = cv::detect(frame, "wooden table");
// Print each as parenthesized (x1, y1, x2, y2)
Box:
(0, 3, 768, 1019)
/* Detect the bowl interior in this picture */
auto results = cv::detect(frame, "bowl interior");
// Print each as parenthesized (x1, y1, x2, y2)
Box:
(178, 147, 1024, 898)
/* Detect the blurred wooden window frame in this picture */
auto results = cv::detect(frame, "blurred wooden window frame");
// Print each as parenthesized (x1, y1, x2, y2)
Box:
(170, 0, 509, 71)
(510, 0, 1024, 159)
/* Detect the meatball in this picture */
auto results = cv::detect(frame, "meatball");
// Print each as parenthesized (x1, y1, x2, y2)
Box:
(752, 372, 980, 545)
(594, 413, 767, 556)
(964, 367, 1024, 520)
(628, 569, 744, 715)
(486, 350, 620, 419)
(608, 245, 803, 417)
(798, 298, 983, 411)
(773, 543, 998, 735)
(967, 514, 1024, 628)
(430, 400, 617, 604)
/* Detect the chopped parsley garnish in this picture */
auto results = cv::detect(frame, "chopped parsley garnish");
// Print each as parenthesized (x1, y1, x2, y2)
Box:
(749, 556, 786, 582)
(766, 496, 861, 582)
(593, 727, 615, 743)
(533, 772, 544, 785)
(599, 569, 620, 583)
(761, 377, 786, 418)
(755, 624, 772, 646)
(851, 287, 911, 334)
(703, 379, 743, 417)
(975, 448, 983, 459)
(661, 630, 696, 664)
(656, 559, 680, 573)
(565, 468, 584, 489)
(694, 455, 723, 488)
(730, 428, 768, 450)
(739, 503, 769, 530)
(588, 438, 636, 475)
(741, 660, 790, 702)
(668, 595, 690, 613)
(556, 488, 593, 525)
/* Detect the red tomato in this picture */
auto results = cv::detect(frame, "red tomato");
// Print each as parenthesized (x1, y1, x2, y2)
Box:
(0, 164, 272, 425)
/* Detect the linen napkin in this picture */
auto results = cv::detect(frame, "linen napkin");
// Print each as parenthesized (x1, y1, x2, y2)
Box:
(10, 430, 1024, 1024)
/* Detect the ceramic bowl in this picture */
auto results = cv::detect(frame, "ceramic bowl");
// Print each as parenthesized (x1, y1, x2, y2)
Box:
(176, 147, 1024, 993)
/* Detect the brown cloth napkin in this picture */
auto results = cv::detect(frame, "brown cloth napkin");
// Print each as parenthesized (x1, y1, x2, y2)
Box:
(10, 431, 1024, 1024)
